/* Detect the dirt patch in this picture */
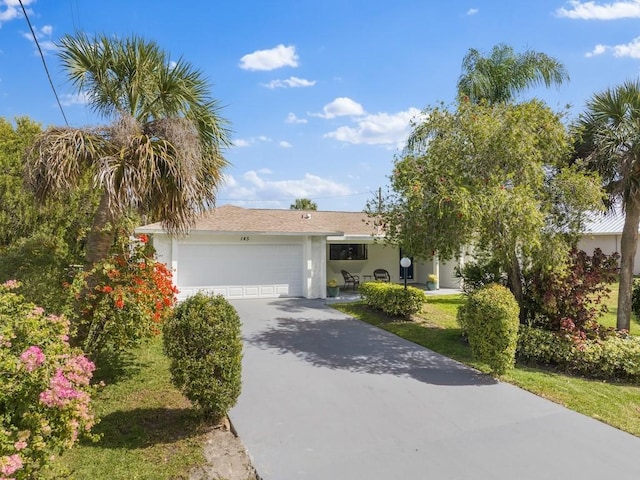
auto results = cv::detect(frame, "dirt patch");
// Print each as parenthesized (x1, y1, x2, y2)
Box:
(189, 419, 258, 480)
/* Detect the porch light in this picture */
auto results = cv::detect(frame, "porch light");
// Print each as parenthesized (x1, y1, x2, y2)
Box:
(400, 257, 411, 290)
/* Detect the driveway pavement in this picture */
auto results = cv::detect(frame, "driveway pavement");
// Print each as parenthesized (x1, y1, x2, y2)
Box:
(229, 298, 640, 480)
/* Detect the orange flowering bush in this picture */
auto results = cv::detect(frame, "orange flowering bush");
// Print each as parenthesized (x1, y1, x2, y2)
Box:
(66, 234, 178, 355)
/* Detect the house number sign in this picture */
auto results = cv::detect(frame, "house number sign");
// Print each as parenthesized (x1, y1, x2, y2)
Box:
(240, 236, 250, 241)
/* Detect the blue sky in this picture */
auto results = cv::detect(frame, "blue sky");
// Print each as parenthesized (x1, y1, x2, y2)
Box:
(1, 1, 640, 211)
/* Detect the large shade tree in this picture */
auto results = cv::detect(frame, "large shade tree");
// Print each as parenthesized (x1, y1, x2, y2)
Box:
(574, 79, 640, 331)
(372, 100, 602, 312)
(457, 43, 569, 105)
(25, 33, 231, 265)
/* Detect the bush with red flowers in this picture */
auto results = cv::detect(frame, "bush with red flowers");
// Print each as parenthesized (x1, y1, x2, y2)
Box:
(66, 234, 178, 355)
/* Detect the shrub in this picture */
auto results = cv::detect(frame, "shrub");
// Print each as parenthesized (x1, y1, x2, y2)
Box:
(359, 282, 426, 319)
(0, 281, 97, 479)
(65, 234, 178, 355)
(0, 233, 73, 315)
(523, 248, 618, 332)
(631, 279, 640, 321)
(162, 293, 242, 421)
(456, 258, 507, 295)
(459, 284, 519, 374)
(518, 325, 640, 382)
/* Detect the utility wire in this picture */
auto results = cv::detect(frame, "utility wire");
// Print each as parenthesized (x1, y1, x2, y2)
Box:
(19, 0, 69, 126)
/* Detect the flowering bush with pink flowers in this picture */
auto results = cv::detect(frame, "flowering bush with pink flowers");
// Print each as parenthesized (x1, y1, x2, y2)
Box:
(0, 281, 97, 479)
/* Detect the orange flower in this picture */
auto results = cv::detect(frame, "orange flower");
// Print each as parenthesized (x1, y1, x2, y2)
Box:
(115, 297, 125, 309)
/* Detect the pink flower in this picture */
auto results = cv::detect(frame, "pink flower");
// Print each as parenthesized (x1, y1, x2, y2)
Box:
(31, 306, 45, 316)
(1, 279, 18, 289)
(13, 441, 27, 451)
(0, 454, 23, 475)
(20, 346, 46, 372)
(64, 356, 95, 386)
(39, 370, 82, 407)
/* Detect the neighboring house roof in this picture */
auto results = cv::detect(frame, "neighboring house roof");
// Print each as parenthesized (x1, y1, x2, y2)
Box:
(582, 207, 627, 236)
(137, 204, 380, 237)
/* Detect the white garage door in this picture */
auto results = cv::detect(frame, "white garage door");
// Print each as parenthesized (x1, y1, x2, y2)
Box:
(177, 243, 304, 299)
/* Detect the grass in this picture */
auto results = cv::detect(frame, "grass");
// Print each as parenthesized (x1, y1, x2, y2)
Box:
(334, 292, 640, 437)
(47, 337, 210, 480)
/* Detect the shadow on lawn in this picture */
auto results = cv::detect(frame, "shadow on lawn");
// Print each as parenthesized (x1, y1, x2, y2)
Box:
(247, 314, 495, 387)
(87, 407, 206, 449)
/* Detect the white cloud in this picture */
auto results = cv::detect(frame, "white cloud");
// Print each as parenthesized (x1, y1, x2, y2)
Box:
(311, 97, 365, 119)
(556, 0, 640, 19)
(262, 76, 316, 89)
(324, 107, 422, 148)
(0, 0, 35, 24)
(467, 8, 479, 15)
(21, 24, 57, 53)
(59, 92, 89, 107)
(220, 171, 352, 208)
(279, 141, 292, 148)
(586, 36, 640, 57)
(239, 44, 299, 71)
(234, 136, 273, 148)
(286, 112, 307, 124)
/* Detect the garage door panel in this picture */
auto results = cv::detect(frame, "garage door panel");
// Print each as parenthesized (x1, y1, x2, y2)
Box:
(178, 244, 303, 298)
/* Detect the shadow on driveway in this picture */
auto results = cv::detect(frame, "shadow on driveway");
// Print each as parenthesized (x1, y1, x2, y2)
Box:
(246, 315, 496, 387)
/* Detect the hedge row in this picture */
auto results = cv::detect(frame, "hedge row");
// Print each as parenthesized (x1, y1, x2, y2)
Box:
(517, 325, 640, 382)
(359, 282, 426, 319)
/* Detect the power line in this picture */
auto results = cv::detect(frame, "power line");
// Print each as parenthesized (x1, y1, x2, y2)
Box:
(19, 0, 69, 126)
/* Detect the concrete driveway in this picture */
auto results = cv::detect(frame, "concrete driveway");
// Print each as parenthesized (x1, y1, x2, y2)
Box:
(229, 298, 640, 480)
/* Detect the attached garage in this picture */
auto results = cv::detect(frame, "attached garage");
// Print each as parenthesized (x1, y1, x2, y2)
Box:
(175, 241, 304, 299)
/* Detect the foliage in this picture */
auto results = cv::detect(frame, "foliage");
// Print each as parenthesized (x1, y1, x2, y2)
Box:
(458, 284, 520, 374)
(574, 79, 640, 332)
(0, 233, 75, 315)
(524, 248, 619, 331)
(456, 257, 507, 295)
(327, 279, 338, 288)
(0, 281, 97, 479)
(359, 282, 426, 319)
(65, 234, 178, 355)
(518, 325, 640, 382)
(457, 43, 568, 105)
(290, 198, 317, 210)
(372, 99, 603, 310)
(25, 33, 231, 266)
(631, 280, 640, 322)
(163, 293, 242, 421)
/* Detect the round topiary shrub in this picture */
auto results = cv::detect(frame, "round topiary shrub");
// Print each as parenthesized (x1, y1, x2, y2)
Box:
(460, 283, 520, 375)
(162, 292, 242, 421)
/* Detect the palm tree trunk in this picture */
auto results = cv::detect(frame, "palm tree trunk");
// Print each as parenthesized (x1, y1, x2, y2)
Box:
(617, 198, 640, 331)
(84, 192, 115, 266)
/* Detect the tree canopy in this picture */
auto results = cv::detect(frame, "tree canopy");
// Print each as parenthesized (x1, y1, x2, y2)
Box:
(25, 33, 231, 265)
(574, 79, 640, 331)
(290, 198, 318, 210)
(457, 43, 569, 105)
(372, 100, 603, 308)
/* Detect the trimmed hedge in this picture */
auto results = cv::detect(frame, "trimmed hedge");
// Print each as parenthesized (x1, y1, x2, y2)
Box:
(359, 282, 426, 319)
(517, 325, 640, 382)
(162, 293, 242, 421)
(458, 284, 520, 375)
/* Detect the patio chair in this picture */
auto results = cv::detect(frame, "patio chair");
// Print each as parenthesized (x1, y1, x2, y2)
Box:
(341, 270, 360, 291)
(373, 268, 391, 282)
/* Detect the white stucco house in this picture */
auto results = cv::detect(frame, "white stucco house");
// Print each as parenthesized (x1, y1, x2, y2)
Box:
(136, 205, 462, 300)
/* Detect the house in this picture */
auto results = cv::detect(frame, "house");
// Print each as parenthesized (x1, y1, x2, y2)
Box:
(136, 205, 462, 300)
(578, 207, 640, 273)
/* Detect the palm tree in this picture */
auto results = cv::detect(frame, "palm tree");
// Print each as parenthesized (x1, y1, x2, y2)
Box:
(290, 198, 318, 210)
(25, 33, 231, 265)
(575, 79, 640, 331)
(457, 43, 569, 104)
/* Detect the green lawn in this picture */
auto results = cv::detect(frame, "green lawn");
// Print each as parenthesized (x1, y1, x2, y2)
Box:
(334, 292, 640, 437)
(47, 337, 210, 480)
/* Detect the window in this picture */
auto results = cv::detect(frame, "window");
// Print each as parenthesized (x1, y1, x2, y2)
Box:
(329, 244, 368, 260)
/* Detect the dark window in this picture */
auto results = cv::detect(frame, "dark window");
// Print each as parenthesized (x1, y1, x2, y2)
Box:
(329, 244, 368, 260)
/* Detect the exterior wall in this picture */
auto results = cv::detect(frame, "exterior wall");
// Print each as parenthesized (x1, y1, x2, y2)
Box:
(578, 233, 640, 274)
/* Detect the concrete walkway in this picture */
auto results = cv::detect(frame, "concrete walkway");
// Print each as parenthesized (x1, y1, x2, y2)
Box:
(229, 298, 640, 480)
